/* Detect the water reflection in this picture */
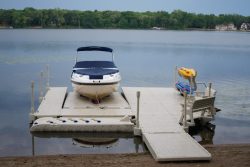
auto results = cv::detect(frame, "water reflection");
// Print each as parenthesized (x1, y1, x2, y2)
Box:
(31, 132, 146, 155)
(189, 122, 216, 145)
(30, 122, 217, 156)
(72, 138, 119, 148)
(1, 30, 250, 157)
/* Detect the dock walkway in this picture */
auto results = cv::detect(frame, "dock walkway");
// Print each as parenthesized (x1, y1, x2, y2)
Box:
(123, 87, 211, 161)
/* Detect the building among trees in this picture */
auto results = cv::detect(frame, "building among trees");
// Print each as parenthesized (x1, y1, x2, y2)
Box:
(240, 23, 250, 30)
(215, 23, 237, 31)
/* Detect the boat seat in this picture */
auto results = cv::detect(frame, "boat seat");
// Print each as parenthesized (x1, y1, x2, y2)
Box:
(179, 96, 215, 127)
(74, 61, 117, 69)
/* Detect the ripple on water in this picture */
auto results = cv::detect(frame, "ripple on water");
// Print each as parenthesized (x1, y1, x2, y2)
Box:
(216, 78, 250, 121)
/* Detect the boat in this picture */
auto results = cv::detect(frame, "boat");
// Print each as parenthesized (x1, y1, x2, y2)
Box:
(71, 46, 121, 100)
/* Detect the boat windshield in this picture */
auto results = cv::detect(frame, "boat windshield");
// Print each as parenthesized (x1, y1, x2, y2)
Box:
(75, 46, 114, 62)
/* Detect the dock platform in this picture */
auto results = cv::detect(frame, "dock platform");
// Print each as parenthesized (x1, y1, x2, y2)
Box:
(30, 86, 213, 161)
(123, 87, 211, 161)
(30, 87, 134, 132)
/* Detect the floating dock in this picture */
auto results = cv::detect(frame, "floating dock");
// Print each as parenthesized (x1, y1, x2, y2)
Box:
(30, 86, 214, 161)
(30, 87, 134, 132)
(123, 87, 211, 161)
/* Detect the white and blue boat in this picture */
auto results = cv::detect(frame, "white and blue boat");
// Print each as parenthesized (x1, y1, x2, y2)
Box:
(71, 46, 121, 100)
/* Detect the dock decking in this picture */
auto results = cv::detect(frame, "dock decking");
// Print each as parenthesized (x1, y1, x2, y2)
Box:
(31, 87, 134, 132)
(30, 86, 212, 161)
(34, 87, 133, 117)
(122, 87, 211, 161)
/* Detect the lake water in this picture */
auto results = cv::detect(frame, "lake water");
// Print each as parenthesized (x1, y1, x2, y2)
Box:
(0, 29, 250, 157)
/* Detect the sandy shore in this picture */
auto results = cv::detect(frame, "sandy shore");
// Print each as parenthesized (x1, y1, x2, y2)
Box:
(0, 144, 249, 167)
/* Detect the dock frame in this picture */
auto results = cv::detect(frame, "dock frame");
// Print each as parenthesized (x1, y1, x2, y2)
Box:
(30, 86, 215, 161)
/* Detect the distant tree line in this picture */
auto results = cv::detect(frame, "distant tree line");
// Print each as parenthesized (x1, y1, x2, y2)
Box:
(0, 8, 250, 29)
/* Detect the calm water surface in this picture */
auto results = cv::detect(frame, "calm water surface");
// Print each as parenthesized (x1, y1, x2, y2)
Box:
(0, 29, 250, 156)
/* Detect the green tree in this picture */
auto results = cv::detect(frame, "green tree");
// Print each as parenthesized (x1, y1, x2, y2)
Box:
(0, 8, 249, 29)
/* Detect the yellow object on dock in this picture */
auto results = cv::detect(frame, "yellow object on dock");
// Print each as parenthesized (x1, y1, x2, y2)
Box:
(178, 67, 197, 79)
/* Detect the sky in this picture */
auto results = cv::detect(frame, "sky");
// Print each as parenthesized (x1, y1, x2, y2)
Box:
(0, 0, 250, 16)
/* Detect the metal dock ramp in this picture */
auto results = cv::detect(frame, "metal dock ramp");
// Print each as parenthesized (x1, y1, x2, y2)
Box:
(122, 87, 211, 161)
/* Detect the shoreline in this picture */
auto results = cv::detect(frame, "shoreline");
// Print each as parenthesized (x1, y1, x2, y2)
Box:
(0, 27, 250, 32)
(0, 144, 250, 167)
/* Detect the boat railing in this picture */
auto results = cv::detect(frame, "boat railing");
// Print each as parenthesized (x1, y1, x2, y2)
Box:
(196, 82, 207, 88)
(189, 83, 216, 100)
(192, 82, 207, 97)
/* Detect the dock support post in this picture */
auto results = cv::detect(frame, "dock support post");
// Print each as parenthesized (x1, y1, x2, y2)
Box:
(208, 83, 212, 97)
(31, 81, 35, 114)
(136, 91, 140, 128)
(39, 71, 44, 103)
(112, 53, 114, 62)
(208, 82, 216, 117)
(173, 66, 178, 87)
(32, 135, 35, 156)
(29, 81, 35, 123)
(134, 91, 141, 136)
(183, 92, 189, 132)
(46, 64, 50, 92)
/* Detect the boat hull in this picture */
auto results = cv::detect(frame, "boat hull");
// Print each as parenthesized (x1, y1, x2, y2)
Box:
(72, 82, 120, 100)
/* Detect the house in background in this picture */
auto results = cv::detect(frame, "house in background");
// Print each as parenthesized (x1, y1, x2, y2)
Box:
(240, 23, 250, 31)
(215, 23, 237, 31)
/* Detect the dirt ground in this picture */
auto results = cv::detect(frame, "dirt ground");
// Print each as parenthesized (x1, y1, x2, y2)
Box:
(0, 144, 249, 167)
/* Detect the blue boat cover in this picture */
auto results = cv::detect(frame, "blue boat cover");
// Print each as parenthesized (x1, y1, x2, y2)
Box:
(74, 61, 117, 69)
